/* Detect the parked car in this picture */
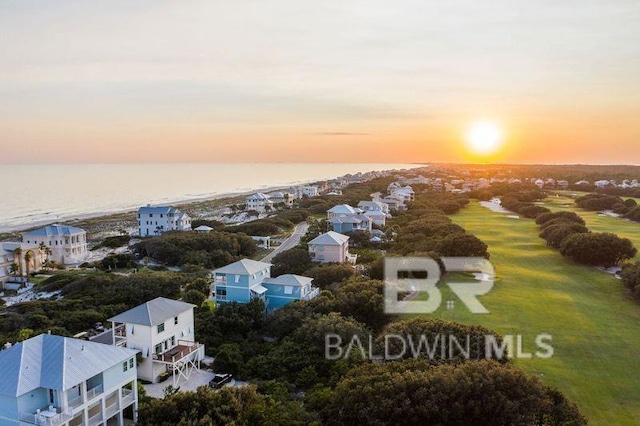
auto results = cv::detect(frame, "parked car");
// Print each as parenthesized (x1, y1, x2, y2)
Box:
(209, 373, 233, 389)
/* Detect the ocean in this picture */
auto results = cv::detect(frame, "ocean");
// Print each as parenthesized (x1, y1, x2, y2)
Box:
(0, 163, 420, 232)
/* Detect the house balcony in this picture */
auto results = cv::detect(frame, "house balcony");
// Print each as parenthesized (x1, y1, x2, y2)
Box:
(302, 287, 320, 301)
(213, 276, 227, 285)
(87, 412, 103, 426)
(19, 407, 73, 426)
(346, 253, 358, 264)
(153, 340, 202, 365)
(121, 388, 135, 408)
(112, 323, 127, 347)
(86, 384, 104, 401)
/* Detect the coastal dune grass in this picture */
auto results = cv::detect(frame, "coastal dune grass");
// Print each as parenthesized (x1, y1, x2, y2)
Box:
(410, 202, 640, 425)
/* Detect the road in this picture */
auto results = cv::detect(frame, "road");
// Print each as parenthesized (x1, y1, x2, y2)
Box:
(260, 222, 310, 262)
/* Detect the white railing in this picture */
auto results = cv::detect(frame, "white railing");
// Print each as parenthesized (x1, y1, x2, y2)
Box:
(86, 384, 103, 400)
(68, 394, 83, 408)
(88, 412, 103, 426)
(302, 287, 320, 301)
(105, 401, 119, 419)
(19, 408, 73, 426)
(121, 388, 135, 407)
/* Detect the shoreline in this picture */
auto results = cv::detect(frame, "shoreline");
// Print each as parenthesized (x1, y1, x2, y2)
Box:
(1, 165, 419, 236)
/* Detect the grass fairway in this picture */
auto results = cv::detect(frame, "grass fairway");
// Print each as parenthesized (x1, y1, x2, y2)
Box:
(411, 202, 640, 425)
(543, 194, 640, 259)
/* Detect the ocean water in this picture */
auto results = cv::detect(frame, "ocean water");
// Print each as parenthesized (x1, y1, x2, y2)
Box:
(0, 163, 419, 232)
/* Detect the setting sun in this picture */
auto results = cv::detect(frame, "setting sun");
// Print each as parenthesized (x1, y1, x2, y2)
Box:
(466, 121, 504, 156)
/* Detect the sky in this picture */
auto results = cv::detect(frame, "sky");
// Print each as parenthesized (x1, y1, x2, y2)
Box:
(0, 0, 639, 164)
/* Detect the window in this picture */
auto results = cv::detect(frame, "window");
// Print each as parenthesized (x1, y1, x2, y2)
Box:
(129, 358, 134, 369)
(123, 361, 128, 372)
(284, 286, 294, 295)
(235, 275, 240, 283)
(216, 288, 227, 298)
(155, 343, 162, 354)
(171, 336, 175, 346)
(157, 323, 165, 333)
(174, 316, 178, 325)
(319, 245, 324, 251)
(150, 214, 153, 218)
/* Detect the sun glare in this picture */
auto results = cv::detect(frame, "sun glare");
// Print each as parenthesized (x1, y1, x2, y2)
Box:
(466, 121, 503, 156)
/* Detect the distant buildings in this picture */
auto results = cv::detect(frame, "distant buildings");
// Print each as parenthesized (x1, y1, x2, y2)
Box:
(308, 231, 357, 264)
(245, 193, 273, 213)
(300, 186, 320, 198)
(22, 224, 88, 266)
(103, 297, 204, 386)
(0, 333, 139, 425)
(137, 205, 191, 237)
(211, 259, 319, 310)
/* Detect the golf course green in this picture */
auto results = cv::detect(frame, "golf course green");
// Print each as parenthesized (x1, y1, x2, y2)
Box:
(412, 201, 640, 424)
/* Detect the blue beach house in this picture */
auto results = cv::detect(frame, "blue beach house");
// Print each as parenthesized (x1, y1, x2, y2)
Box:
(212, 259, 318, 310)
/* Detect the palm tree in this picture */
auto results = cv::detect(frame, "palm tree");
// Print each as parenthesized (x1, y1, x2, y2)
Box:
(9, 263, 18, 280)
(13, 247, 23, 278)
(24, 251, 33, 277)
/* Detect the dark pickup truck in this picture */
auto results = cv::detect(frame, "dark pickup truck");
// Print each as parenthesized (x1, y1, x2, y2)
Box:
(209, 373, 233, 389)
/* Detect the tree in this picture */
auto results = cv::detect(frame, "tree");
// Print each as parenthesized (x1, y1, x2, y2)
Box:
(621, 261, 640, 299)
(435, 233, 489, 258)
(535, 211, 585, 226)
(306, 264, 354, 289)
(9, 263, 19, 280)
(18, 328, 34, 341)
(331, 278, 393, 332)
(213, 343, 244, 375)
(539, 223, 589, 249)
(271, 248, 312, 276)
(24, 251, 33, 276)
(518, 205, 551, 219)
(560, 233, 637, 267)
(380, 317, 507, 364)
(14, 247, 23, 277)
(321, 360, 586, 425)
(182, 289, 207, 307)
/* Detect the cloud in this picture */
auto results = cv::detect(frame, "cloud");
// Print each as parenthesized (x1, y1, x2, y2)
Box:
(317, 132, 370, 136)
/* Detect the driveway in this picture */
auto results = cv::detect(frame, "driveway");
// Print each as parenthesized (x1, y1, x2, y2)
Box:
(261, 222, 309, 262)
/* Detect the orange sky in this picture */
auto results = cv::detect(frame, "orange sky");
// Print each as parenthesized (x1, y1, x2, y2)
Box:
(1, 1, 639, 164)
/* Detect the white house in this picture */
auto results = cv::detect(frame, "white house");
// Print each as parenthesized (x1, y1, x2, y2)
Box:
(300, 186, 320, 197)
(0, 242, 44, 289)
(266, 192, 295, 208)
(357, 200, 389, 216)
(245, 193, 273, 212)
(363, 210, 387, 227)
(137, 206, 191, 237)
(327, 204, 362, 219)
(308, 231, 357, 264)
(22, 224, 88, 266)
(0, 333, 139, 426)
(390, 186, 415, 202)
(102, 298, 204, 386)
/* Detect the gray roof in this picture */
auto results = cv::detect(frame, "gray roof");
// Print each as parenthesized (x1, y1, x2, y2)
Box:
(263, 274, 313, 287)
(308, 231, 349, 246)
(246, 193, 271, 201)
(213, 259, 271, 275)
(108, 297, 196, 326)
(0, 334, 137, 397)
(328, 204, 358, 214)
(23, 224, 85, 237)
(137, 205, 184, 215)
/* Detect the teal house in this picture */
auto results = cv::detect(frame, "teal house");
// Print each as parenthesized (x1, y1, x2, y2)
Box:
(212, 259, 319, 310)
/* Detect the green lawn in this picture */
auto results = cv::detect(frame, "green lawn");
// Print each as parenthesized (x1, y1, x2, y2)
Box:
(543, 194, 640, 259)
(410, 202, 640, 425)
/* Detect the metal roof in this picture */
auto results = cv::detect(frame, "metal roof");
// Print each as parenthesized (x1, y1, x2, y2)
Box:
(328, 204, 358, 214)
(263, 274, 313, 287)
(0, 334, 137, 397)
(108, 297, 196, 326)
(213, 259, 272, 276)
(22, 224, 85, 237)
(138, 205, 182, 215)
(308, 231, 349, 246)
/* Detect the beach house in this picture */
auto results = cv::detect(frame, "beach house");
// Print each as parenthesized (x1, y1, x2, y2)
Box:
(0, 333, 139, 426)
(300, 186, 320, 197)
(22, 224, 88, 266)
(308, 231, 357, 264)
(245, 193, 273, 212)
(101, 298, 204, 386)
(0, 242, 44, 289)
(212, 259, 318, 310)
(326, 205, 373, 233)
(137, 205, 192, 237)
(266, 191, 295, 208)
